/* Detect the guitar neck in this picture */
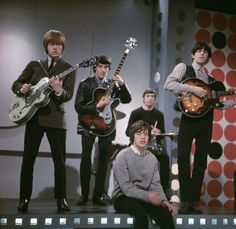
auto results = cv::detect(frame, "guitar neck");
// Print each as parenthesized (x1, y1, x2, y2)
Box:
(114, 52, 128, 75)
(58, 63, 79, 80)
(217, 90, 236, 97)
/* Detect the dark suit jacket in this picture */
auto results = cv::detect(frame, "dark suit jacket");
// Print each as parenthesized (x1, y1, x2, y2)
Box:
(11, 58, 75, 129)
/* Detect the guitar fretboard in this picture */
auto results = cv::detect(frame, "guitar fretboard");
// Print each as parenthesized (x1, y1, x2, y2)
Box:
(58, 64, 79, 80)
(114, 52, 128, 75)
(216, 90, 236, 97)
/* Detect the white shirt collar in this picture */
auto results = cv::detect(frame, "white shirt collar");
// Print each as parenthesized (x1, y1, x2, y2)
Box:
(131, 144, 147, 156)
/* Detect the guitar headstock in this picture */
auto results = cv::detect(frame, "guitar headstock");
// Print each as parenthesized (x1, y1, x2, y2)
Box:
(79, 57, 97, 68)
(124, 37, 137, 54)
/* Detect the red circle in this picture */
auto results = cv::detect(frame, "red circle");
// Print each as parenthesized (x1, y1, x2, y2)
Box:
(224, 143, 236, 160)
(195, 30, 211, 43)
(211, 50, 226, 67)
(213, 109, 223, 122)
(196, 10, 212, 28)
(210, 68, 225, 82)
(229, 16, 236, 33)
(224, 200, 234, 210)
(223, 180, 234, 198)
(226, 70, 236, 87)
(212, 123, 223, 140)
(207, 180, 222, 197)
(225, 107, 236, 123)
(224, 125, 236, 141)
(223, 161, 236, 179)
(227, 52, 236, 69)
(228, 34, 236, 51)
(208, 199, 223, 208)
(212, 13, 227, 31)
(207, 161, 222, 178)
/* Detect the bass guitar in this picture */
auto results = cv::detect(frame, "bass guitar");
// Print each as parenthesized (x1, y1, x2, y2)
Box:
(177, 78, 236, 118)
(79, 37, 137, 136)
(9, 58, 96, 124)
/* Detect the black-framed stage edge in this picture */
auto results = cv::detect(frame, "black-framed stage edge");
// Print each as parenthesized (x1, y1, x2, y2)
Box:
(0, 199, 236, 229)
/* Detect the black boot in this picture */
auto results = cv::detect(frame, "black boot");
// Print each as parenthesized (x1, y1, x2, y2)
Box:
(17, 199, 29, 212)
(92, 197, 107, 206)
(76, 196, 88, 206)
(178, 202, 191, 214)
(57, 198, 70, 212)
(191, 201, 203, 214)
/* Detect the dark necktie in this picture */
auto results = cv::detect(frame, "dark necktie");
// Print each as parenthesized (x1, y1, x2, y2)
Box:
(48, 59, 54, 71)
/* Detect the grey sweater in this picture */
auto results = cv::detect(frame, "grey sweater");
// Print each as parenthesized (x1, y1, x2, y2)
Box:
(112, 146, 167, 203)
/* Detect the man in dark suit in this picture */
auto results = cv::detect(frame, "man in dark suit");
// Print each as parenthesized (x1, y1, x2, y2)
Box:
(74, 55, 132, 206)
(11, 30, 75, 212)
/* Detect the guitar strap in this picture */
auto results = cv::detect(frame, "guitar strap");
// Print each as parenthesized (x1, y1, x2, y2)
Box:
(38, 60, 50, 77)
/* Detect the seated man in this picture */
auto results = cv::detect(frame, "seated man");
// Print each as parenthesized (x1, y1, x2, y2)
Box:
(126, 88, 171, 198)
(112, 120, 176, 229)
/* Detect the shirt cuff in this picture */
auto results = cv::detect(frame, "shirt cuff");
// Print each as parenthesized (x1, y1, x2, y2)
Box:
(54, 90, 63, 96)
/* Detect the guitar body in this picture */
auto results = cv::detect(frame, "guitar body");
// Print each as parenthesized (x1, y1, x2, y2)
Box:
(178, 78, 226, 118)
(79, 87, 120, 136)
(9, 88, 52, 124)
(9, 58, 96, 124)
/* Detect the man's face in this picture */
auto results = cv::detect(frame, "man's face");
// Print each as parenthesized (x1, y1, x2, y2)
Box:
(47, 42, 63, 59)
(143, 93, 156, 107)
(192, 49, 209, 65)
(133, 129, 149, 149)
(95, 63, 110, 80)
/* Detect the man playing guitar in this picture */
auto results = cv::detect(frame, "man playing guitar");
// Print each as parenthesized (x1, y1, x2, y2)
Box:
(164, 41, 236, 214)
(74, 55, 131, 206)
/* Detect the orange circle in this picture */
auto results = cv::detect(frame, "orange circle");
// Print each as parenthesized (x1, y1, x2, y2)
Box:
(223, 161, 236, 179)
(224, 143, 236, 160)
(195, 30, 211, 43)
(212, 13, 227, 31)
(207, 180, 222, 198)
(210, 68, 225, 82)
(224, 124, 236, 141)
(207, 161, 222, 178)
(208, 199, 223, 208)
(228, 34, 236, 51)
(229, 15, 236, 33)
(196, 10, 212, 28)
(224, 200, 234, 210)
(226, 70, 236, 87)
(213, 109, 223, 122)
(225, 107, 236, 123)
(227, 52, 236, 69)
(223, 180, 234, 198)
(212, 123, 223, 140)
(211, 50, 226, 67)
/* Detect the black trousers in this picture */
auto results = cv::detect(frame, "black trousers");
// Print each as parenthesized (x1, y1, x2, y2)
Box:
(178, 115, 212, 202)
(114, 195, 175, 229)
(147, 144, 170, 194)
(156, 152, 170, 194)
(20, 118, 67, 200)
(80, 134, 112, 199)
